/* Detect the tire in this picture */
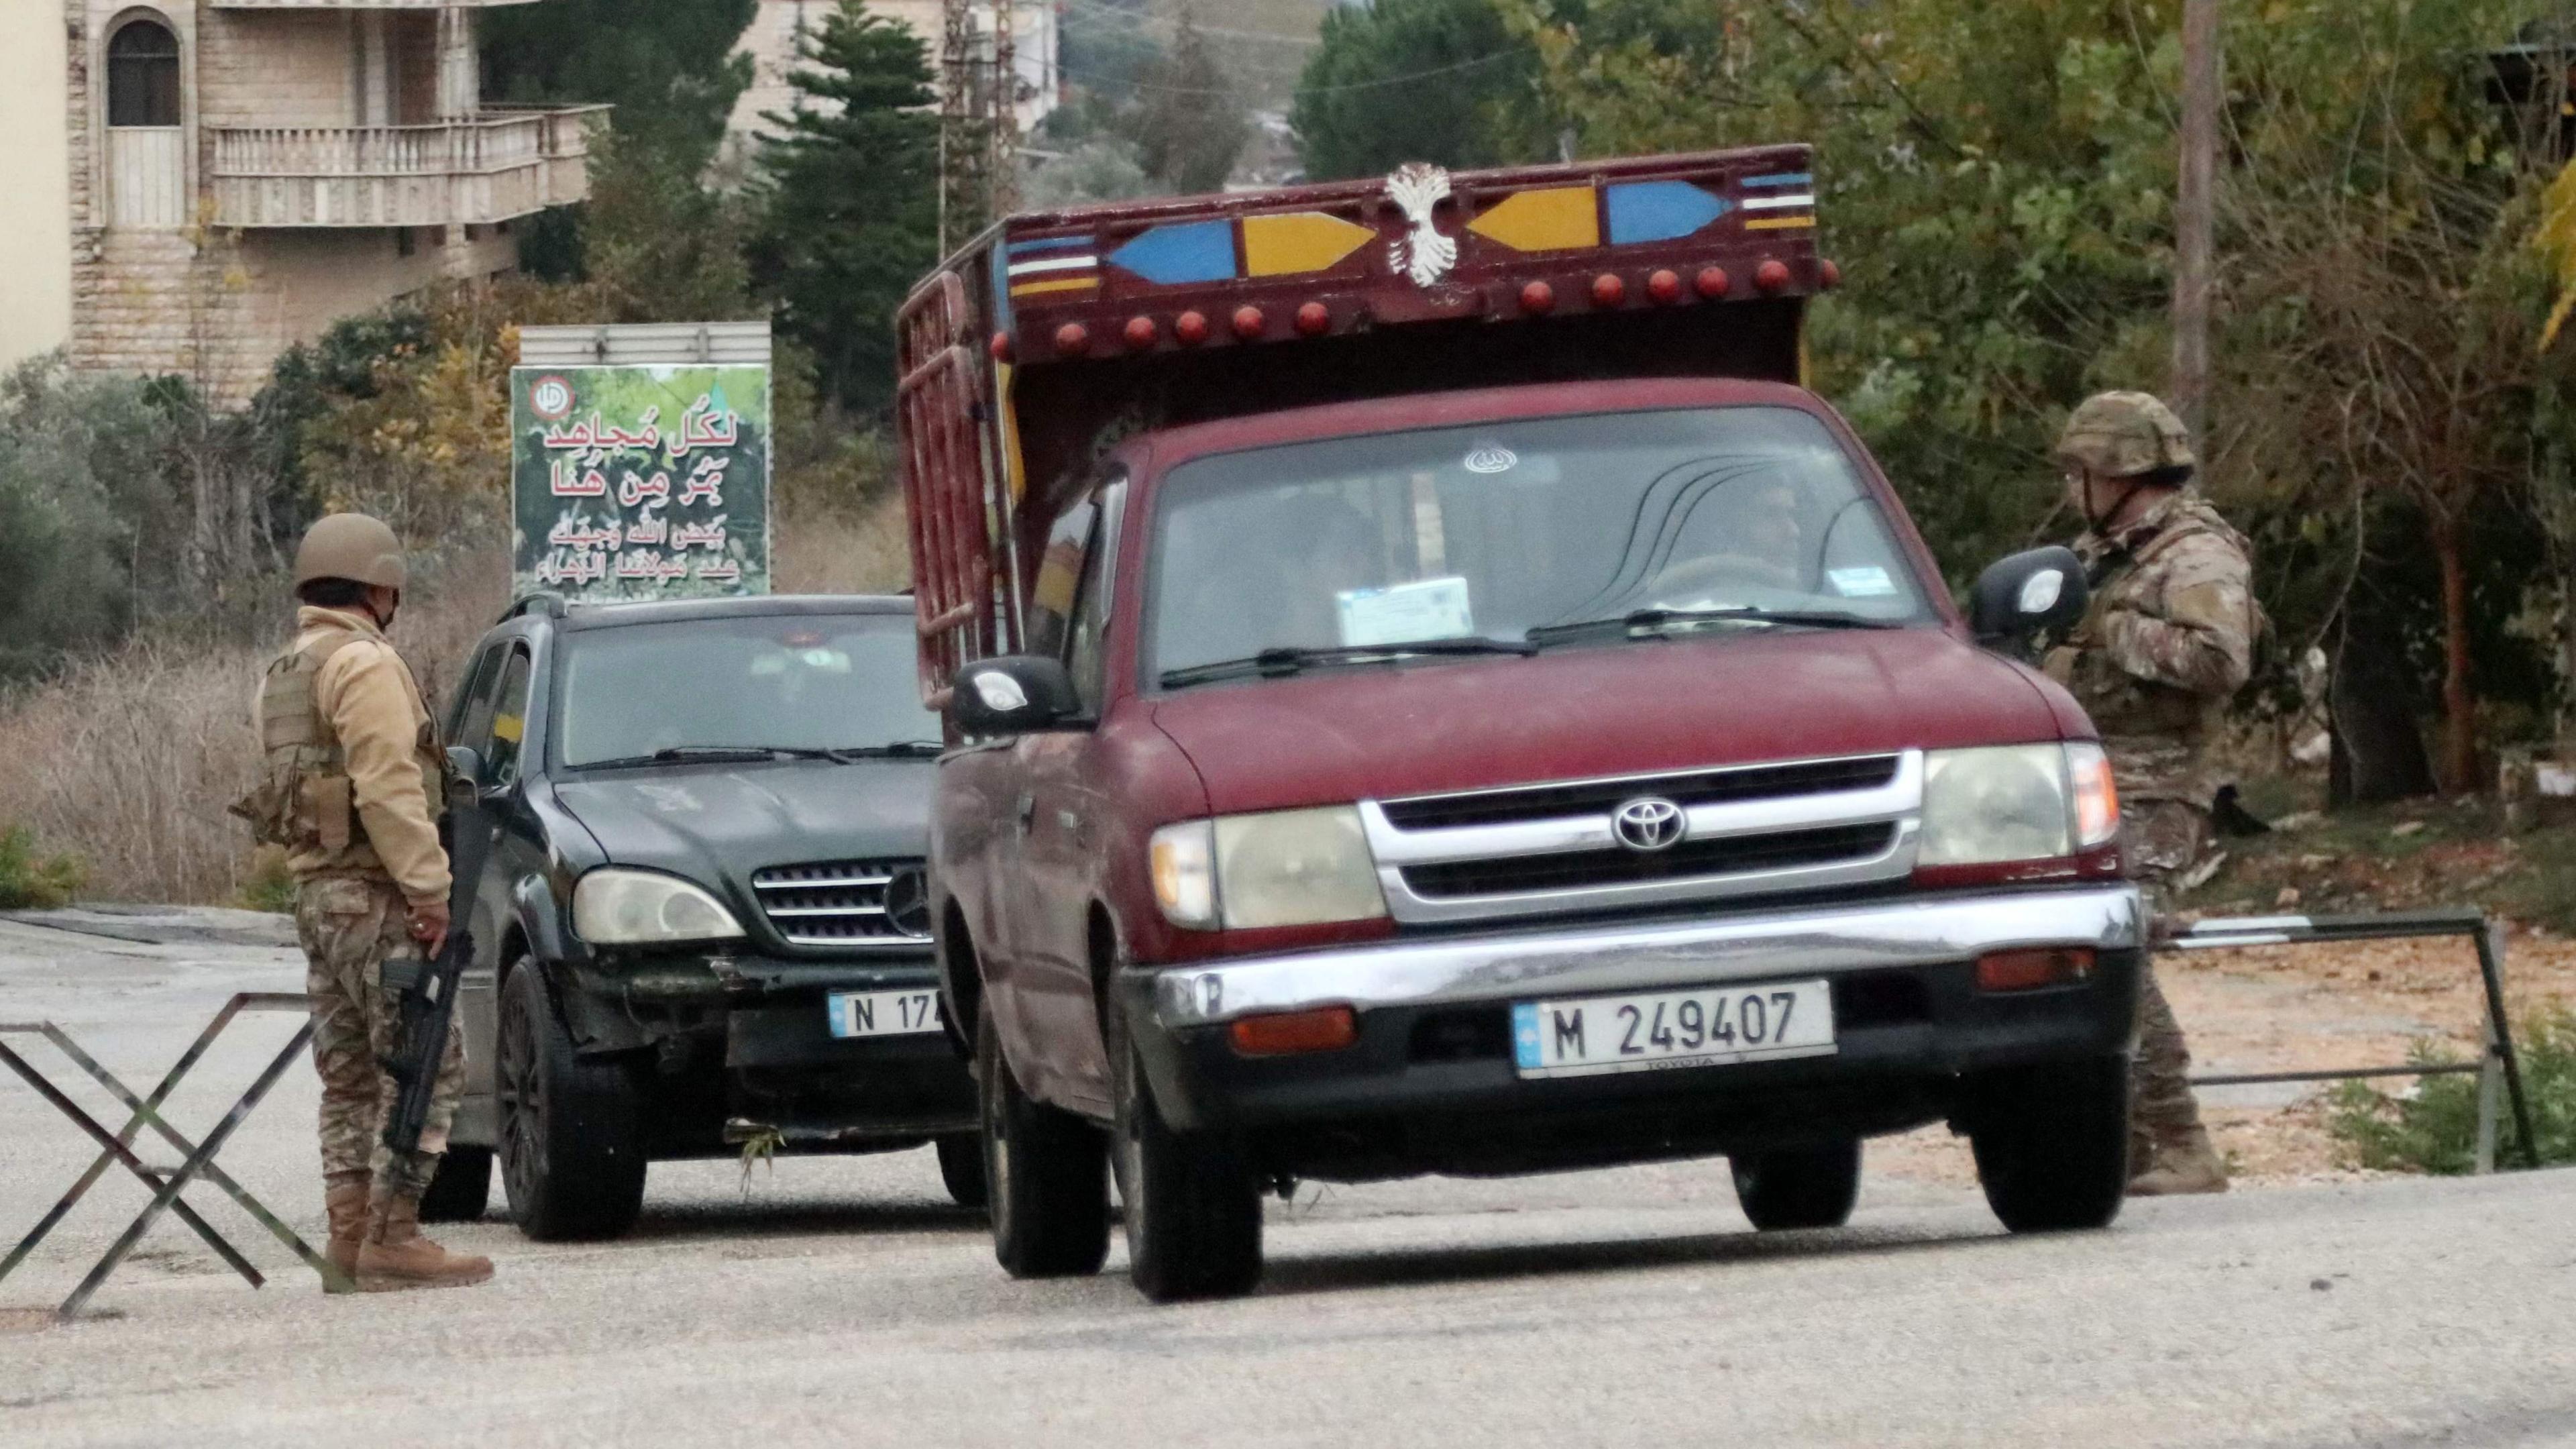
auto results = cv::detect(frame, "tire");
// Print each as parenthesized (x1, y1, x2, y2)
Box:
(498, 961, 649, 1242)
(1967, 1054, 2131, 1234)
(979, 1000, 1110, 1278)
(417, 1145, 493, 1223)
(936, 1134, 989, 1210)
(1730, 1140, 1862, 1231)
(1112, 1013, 1262, 1303)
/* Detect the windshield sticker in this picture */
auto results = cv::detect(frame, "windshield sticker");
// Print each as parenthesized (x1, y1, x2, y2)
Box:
(1463, 445, 1518, 475)
(1827, 566, 1898, 598)
(1338, 576, 1474, 647)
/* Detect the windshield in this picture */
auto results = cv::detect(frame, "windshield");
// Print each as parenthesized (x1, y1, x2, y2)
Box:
(1144, 406, 1933, 683)
(556, 613, 938, 769)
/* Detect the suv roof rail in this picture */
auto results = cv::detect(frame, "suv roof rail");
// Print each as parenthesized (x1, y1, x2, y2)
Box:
(500, 592, 570, 624)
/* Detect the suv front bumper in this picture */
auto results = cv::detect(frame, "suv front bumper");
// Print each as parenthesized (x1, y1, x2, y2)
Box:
(1116, 885, 2144, 1173)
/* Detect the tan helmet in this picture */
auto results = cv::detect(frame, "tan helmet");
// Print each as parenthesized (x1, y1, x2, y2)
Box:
(293, 513, 407, 590)
(2053, 391, 2196, 480)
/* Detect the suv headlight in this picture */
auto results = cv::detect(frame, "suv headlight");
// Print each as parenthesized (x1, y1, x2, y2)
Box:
(1919, 743, 2120, 866)
(1150, 807, 1389, 930)
(572, 868, 747, 945)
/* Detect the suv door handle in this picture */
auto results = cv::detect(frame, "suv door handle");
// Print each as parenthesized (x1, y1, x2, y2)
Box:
(1015, 792, 1036, 833)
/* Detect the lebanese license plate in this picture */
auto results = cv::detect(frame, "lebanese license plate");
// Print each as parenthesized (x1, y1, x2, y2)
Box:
(1512, 979, 1835, 1079)
(828, 989, 945, 1040)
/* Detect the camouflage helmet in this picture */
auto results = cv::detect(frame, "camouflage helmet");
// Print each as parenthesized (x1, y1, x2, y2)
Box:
(293, 513, 407, 590)
(2053, 391, 2196, 480)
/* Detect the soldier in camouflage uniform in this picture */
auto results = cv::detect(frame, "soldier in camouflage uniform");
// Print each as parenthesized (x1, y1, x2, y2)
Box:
(239, 515, 492, 1291)
(2043, 392, 2257, 1197)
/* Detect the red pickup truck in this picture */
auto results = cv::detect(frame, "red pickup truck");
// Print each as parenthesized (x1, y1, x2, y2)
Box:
(898, 146, 2141, 1302)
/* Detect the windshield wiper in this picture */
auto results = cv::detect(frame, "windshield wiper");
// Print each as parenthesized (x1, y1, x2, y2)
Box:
(1525, 607, 1900, 648)
(574, 745, 833, 771)
(825, 741, 946, 760)
(1159, 637, 1537, 690)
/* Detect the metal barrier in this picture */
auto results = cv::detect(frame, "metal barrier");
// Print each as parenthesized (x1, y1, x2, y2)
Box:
(2165, 909, 2540, 1173)
(0, 993, 349, 1321)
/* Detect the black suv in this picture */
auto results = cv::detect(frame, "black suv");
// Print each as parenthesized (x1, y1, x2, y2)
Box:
(421, 594, 980, 1239)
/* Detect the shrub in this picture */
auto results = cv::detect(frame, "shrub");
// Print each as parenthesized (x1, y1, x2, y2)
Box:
(235, 845, 297, 915)
(2328, 1008, 2576, 1173)
(0, 824, 85, 910)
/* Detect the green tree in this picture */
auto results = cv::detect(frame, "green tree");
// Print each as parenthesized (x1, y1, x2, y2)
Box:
(1292, 0, 1545, 180)
(749, 1, 941, 413)
(0, 359, 151, 676)
(1130, 11, 1250, 194)
(482, 0, 759, 175)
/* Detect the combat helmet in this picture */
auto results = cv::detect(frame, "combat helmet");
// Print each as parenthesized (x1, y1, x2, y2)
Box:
(294, 513, 407, 590)
(2053, 392, 2195, 480)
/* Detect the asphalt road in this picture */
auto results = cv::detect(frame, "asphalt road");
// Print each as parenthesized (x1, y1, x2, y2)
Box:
(2, 912, 2571, 1449)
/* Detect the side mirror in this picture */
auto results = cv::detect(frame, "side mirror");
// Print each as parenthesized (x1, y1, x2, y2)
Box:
(949, 656, 1081, 737)
(441, 745, 484, 814)
(1971, 546, 2089, 647)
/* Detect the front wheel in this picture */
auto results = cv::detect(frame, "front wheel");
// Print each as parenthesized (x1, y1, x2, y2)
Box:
(936, 1134, 989, 1210)
(979, 1000, 1110, 1278)
(1730, 1140, 1861, 1231)
(1112, 1015, 1262, 1303)
(1966, 1054, 2131, 1233)
(498, 962, 648, 1241)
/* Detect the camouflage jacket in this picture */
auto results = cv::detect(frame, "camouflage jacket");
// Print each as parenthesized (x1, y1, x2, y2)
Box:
(2043, 490, 2257, 807)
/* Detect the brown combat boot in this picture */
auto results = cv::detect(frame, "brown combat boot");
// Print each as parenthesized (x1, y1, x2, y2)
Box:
(321, 1174, 370, 1293)
(356, 1191, 494, 1292)
(2127, 1125, 2231, 1196)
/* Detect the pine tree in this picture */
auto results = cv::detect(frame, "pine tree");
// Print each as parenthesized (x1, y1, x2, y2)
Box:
(749, 1, 941, 413)
(1130, 11, 1249, 195)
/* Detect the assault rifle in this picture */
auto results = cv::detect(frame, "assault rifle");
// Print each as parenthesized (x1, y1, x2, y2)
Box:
(381, 753, 494, 1157)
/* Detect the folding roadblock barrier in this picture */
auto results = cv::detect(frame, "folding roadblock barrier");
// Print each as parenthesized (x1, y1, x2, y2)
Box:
(0, 992, 351, 1322)
(2167, 908, 2540, 1173)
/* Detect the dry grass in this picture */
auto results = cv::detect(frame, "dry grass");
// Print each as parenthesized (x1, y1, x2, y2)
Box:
(0, 492, 914, 906)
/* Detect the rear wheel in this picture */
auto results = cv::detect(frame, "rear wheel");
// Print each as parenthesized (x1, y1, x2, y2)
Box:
(1112, 1013, 1262, 1303)
(1967, 1054, 2130, 1233)
(1729, 1140, 1861, 1231)
(498, 962, 648, 1241)
(417, 1145, 493, 1223)
(936, 1134, 989, 1210)
(979, 1000, 1110, 1278)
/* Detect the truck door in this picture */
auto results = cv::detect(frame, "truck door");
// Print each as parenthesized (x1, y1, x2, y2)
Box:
(1008, 476, 1125, 1114)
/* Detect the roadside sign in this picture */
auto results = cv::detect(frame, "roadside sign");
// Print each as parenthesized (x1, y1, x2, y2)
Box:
(509, 363, 773, 601)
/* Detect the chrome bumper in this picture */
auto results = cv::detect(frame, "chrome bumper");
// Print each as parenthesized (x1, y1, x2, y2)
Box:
(1149, 885, 2143, 1029)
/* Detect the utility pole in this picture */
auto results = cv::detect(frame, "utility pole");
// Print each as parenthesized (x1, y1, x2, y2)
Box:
(2171, 0, 2220, 438)
(938, 0, 1021, 253)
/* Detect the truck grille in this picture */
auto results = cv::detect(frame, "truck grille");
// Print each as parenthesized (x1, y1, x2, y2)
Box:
(1363, 751, 1923, 925)
(750, 859, 932, 949)
(1399, 822, 1898, 900)
(1379, 755, 1903, 831)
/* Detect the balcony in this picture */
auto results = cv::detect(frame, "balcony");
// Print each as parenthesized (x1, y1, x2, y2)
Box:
(207, 105, 608, 229)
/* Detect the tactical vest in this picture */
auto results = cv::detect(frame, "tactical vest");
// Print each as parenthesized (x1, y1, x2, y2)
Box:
(233, 635, 366, 854)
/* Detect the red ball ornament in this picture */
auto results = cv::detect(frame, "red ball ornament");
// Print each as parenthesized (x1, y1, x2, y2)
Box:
(1173, 310, 1210, 345)
(1519, 280, 1556, 315)
(1124, 315, 1159, 350)
(1647, 269, 1682, 304)
(1231, 305, 1267, 340)
(1053, 322, 1089, 356)
(1694, 266, 1731, 300)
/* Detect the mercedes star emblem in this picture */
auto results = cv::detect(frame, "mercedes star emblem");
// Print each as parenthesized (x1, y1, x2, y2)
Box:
(1611, 797, 1687, 853)
(883, 867, 933, 938)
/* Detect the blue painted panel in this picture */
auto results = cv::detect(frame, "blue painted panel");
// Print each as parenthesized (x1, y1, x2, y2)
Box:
(1741, 172, 1815, 189)
(1007, 234, 1097, 255)
(1108, 220, 1238, 285)
(1604, 181, 1732, 245)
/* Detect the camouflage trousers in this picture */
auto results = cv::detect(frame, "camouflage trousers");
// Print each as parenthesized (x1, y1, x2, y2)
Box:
(295, 873, 464, 1199)
(2126, 799, 2213, 1162)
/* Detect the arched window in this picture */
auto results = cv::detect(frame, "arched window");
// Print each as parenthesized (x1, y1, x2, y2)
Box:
(107, 19, 182, 128)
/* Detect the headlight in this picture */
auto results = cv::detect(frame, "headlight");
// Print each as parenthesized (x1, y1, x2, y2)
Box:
(572, 869, 747, 945)
(1919, 745, 2078, 866)
(1150, 807, 1389, 930)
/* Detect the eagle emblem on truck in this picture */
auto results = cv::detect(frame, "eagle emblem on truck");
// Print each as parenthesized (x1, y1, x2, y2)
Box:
(1385, 164, 1458, 288)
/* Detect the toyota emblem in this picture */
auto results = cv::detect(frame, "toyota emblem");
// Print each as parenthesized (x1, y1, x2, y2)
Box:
(883, 867, 933, 938)
(1612, 797, 1686, 852)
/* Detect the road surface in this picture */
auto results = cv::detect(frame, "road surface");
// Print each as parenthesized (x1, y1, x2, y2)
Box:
(1, 910, 2569, 1448)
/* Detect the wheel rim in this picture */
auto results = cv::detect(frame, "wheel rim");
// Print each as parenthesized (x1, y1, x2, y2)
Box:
(498, 978, 545, 1209)
(981, 1055, 1012, 1240)
(1114, 1046, 1146, 1252)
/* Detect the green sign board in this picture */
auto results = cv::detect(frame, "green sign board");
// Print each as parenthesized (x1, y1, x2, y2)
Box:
(510, 364, 772, 600)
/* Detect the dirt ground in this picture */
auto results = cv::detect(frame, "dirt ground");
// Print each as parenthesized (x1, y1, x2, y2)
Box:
(1873, 926, 2576, 1187)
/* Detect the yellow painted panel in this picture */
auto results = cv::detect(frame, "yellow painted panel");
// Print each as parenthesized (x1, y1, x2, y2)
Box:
(1241, 211, 1373, 276)
(1010, 276, 1099, 297)
(1744, 217, 1817, 232)
(1467, 187, 1599, 253)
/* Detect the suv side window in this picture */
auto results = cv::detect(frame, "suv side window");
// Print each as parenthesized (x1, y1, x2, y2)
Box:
(483, 645, 536, 788)
(1065, 478, 1126, 714)
(449, 641, 508, 745)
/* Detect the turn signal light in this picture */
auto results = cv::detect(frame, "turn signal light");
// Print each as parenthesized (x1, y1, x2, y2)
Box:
(1228, 1006, 1359, 1057)
(1975, 948, 2096, 993)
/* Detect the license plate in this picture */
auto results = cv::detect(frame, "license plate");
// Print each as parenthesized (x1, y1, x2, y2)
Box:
(1512, 979, 1835, 1079)
(828, 989, 945, 1040)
